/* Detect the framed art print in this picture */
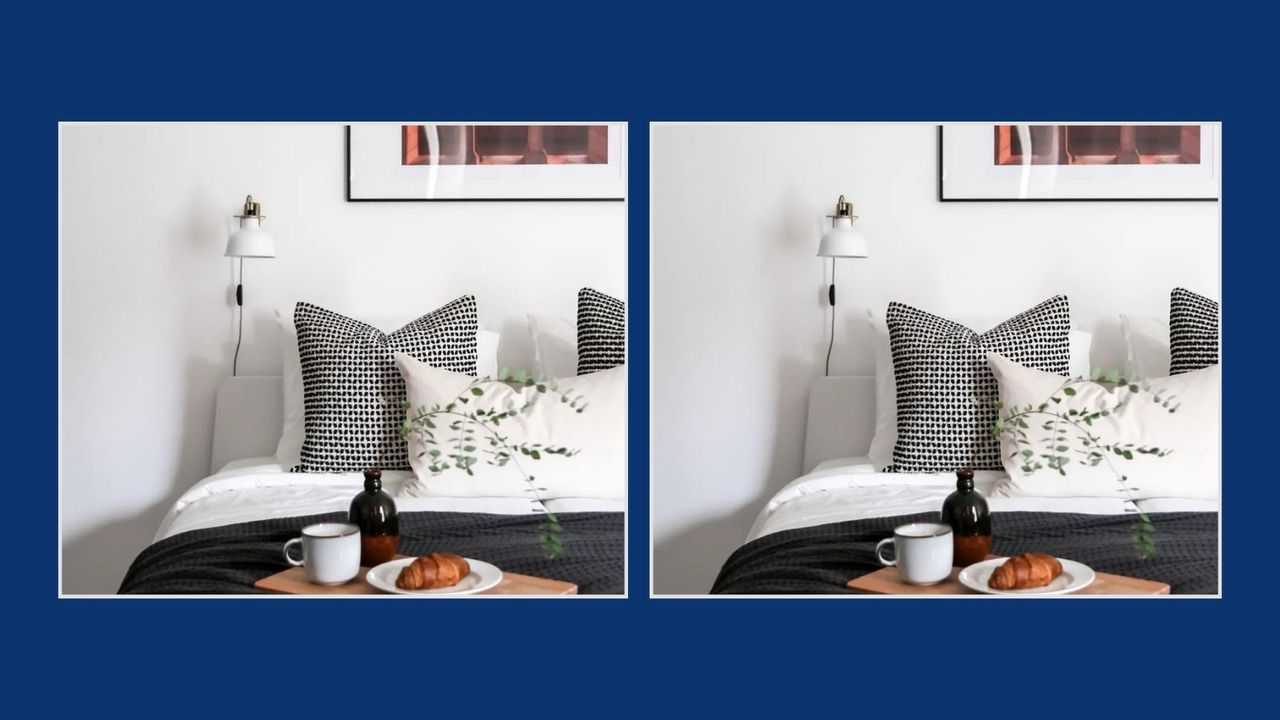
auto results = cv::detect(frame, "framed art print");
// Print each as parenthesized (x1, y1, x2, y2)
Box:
(939, 123, 1220, 201)
(347, 123, 626, 201)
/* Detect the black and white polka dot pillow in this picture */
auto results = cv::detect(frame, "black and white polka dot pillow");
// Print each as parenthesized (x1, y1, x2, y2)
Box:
(294, 296, 478, 473)
(577, 288, 625, 374)
(887, 295, 1071, 473)
(1169, 288, 1219, 375)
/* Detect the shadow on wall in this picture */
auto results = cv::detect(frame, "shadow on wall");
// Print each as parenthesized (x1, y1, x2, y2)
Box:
(654, 353, 817, 594)
(62, 340, 224, 594)
(653, 500, 762, 594)
(62, 498, 174, 594)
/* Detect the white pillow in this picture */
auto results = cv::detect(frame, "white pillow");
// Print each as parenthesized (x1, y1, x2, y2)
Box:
(273, 307, 500, 470)
(1121, 313, 1170, 380)
(396, 354, 625, 500)
(866, 309, 1093, 470)
(527, 313, 577, 379)
(987, 352, 1218, 500)
(475, 330, 500, 378)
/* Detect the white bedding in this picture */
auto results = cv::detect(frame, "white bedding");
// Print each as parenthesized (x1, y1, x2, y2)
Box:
(155, 457, 625, 541)
(744, 457, 1218, 543)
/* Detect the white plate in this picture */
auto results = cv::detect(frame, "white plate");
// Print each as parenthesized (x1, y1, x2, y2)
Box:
(366, 557, 503, 596)
(958, 557, 1096, 596)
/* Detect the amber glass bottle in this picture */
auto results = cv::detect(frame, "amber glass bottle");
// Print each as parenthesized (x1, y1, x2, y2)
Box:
(349, 467, 399, 566)
(940, 467, 992, 567)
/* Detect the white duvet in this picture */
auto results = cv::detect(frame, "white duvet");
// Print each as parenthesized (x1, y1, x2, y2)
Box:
(744, 457, 1218, 543)
(155, 457, 624, 542)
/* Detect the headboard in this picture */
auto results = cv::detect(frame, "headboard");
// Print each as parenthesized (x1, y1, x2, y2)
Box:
(802, 375, 876, 474)
(211, 376, 283, 474)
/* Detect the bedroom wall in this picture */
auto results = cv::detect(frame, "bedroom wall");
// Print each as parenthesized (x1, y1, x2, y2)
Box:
(651, 123, 1220, 594)
(60, 124, 626, 594)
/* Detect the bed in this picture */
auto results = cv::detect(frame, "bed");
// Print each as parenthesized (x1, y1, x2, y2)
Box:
(117, 376, 625, 595)
(710, 376, 1219, 595)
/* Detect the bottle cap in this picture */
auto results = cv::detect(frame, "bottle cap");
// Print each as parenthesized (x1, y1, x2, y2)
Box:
(363, 467, 382, 491)
(957, 467, 974, 481)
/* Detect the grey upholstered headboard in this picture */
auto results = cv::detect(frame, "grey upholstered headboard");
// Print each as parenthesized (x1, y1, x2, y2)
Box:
(210, 376, 283, 474)
(801, 375, 876, 474)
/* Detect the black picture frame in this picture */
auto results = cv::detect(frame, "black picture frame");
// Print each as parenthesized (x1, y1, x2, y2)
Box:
(345, 125, 625, 203)
(937, 125, 1219, 202)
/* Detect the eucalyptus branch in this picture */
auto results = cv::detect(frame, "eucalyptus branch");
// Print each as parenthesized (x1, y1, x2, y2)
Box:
(984, 368, 1179, 560)
(397, 368, 589, 559)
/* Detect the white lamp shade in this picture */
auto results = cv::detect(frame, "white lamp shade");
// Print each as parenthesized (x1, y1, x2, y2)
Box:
(817, 218, 868, 258)
(225, 219, 276, 258)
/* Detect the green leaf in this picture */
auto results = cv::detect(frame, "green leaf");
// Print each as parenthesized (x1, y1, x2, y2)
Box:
(471, 387, 484, 396)
(1063, 386, 1077, 396)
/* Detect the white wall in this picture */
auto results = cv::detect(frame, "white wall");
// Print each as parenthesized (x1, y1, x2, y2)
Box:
(651, 123, 1219, 594)
(60, 124, 626, 594)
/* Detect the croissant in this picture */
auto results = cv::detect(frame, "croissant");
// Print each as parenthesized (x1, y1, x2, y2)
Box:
(988, 553, 1063, 590)
(395, 553, 472, 590)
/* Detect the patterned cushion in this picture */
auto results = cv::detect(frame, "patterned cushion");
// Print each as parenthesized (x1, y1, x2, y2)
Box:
(576, 288, 625, 374)
(294, 297, 478, 472)
(887, 296, 1071, 473)
(1169, 288, 1219, 375)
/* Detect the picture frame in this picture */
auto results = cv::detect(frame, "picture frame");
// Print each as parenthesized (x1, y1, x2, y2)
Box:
(938, 124, 1220, 202)
(346, 123, 626, 201)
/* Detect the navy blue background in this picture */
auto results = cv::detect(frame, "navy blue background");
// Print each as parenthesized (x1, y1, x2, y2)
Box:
(12, 2, 1272, 714)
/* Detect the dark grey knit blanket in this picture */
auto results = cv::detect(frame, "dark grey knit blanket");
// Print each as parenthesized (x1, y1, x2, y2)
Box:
(119, 511, 623, 595)
(711, 511, 1217, 595)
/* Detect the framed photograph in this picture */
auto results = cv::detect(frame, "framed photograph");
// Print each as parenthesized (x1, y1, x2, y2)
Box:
(939, 123, 1219, 201)
(347, 123, 626, 201)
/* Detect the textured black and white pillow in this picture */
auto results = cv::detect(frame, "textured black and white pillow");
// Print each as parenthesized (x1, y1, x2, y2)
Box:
(1169, 288, 1219, 375)
(888, 295, 1071, 473)
(577, 288, 625, 374)
(294, 296, 478, 473)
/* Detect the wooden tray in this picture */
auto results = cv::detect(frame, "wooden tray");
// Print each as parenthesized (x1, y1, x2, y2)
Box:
(256, 558, 577, 596)
(848, 557, 1170, 596)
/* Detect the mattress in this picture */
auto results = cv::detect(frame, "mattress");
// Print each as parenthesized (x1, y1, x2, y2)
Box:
(744, 457, 1218, 543)
(155, 457, 625, 541)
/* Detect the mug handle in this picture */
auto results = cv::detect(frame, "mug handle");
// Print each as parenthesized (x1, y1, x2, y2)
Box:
(875, 537, 896, 566)
(283, 538, 305, 567)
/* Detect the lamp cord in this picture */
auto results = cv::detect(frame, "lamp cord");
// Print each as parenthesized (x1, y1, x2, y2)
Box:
(825, 258, 836, 377)
(233, 257, 244, 377)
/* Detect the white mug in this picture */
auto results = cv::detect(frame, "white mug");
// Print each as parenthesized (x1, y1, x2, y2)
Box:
(282, 522, 361, 586)
(875, 522, 954, 585)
